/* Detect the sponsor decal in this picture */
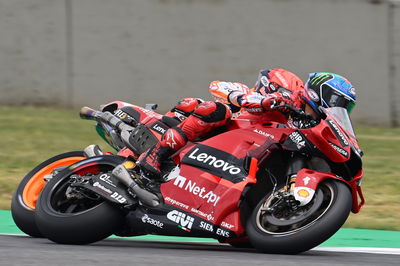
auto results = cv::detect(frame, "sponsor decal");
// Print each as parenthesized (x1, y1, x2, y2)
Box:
(329, 142, 349, 157)
(114, 109, 128, 119)
(303, 176, 311, 186)
(173, 176, 221, 206)
(297, 189, 310, 198)
(282, 91, 292, 100)
(260, 76, 270, 87)
(216, 228, 230, 238)
(182, 144, 245, 182)
(167, 210, 195, 232)
(141, 214, 164, 228)
(165, 130, 178, 149)
(308, 89, 320, 102)
(165, 197, 189, 210)
(293, 186, 316, 206)
(200, 221, 214, 233)
(274, 72, 289, 88)
(253, 129, 274, 139)
(190, 207, 215, 221)
(174, 112, 187, 122)
(110, 191, 127, 203)
(246, 107, 264, 113)
(93, 182, 112, 194)
(288, 131, 306, 149)
(349, 87, 356, 96)
(99, 173, 116, 187)
(140, 108, 157, 118)
(151, 123, 167, 135)
(327, 120, 349, 147)
(221, 221, 235, 230)
(268, 83, 277, 91)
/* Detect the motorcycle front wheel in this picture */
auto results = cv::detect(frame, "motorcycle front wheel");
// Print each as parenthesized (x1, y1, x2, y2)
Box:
(35, 155, 125, 244)
(11, 151, 86, 237)
(246, 179, 352, 254)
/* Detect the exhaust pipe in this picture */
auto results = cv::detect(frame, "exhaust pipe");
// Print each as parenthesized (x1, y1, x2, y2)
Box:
(112, 165, 160, 207)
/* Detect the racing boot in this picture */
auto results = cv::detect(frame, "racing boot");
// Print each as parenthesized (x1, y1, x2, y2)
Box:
(137, 127, 187, 182)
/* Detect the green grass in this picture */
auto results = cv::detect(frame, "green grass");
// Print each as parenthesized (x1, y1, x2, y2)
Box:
(0, 106, 399, 230)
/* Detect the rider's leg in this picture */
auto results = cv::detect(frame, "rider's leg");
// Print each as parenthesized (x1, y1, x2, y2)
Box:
(164, 98, 204, 122)
(138, 101, 231, 180)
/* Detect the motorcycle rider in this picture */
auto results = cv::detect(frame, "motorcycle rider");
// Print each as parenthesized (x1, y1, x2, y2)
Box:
(284, 72, 357, 184)
(302, 72, 356, 117)
(137, 68, 306, 182)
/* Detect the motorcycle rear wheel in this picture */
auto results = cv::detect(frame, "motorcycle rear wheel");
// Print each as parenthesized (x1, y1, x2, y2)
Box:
(246, 179, 351, 254)
(35, 155, 125, 244)
(11, 151, 85, 237)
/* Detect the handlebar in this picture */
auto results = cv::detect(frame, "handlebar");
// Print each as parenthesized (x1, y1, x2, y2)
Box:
(271, 104, 314, 120)
(79, 106, 136, 151)
(80, 106, 101, 120)
(80, 106, 134, 130)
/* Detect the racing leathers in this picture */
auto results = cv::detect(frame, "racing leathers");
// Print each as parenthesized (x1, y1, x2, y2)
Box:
(137, 80, 304, 181)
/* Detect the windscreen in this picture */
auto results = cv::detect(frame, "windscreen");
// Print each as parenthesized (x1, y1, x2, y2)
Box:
(324, 107, 356, 138)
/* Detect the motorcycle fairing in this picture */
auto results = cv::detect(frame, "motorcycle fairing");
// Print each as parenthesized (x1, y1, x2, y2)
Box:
(123, 204, 237, 238)
(293, 168, 364, 213)
(160, 132, 261, 238)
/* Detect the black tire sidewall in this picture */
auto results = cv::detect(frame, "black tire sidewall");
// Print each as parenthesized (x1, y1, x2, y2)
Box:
(11, 151, 85, 237)
(246, 180, 352, 254)
(35, 155, 126, 244)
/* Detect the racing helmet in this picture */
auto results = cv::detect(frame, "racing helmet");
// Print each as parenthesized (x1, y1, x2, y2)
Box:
(254, 68, 304, 96)
(303, 72, 356, 114)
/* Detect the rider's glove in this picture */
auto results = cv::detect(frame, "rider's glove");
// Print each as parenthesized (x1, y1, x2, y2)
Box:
(238, 93, 265, 112)
(238, 93, 281, 112)
(261, 94, 282, 110)
(273, 91, 304, 113)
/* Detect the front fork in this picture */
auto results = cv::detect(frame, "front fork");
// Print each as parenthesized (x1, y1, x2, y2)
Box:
(285, 153, 312, 206)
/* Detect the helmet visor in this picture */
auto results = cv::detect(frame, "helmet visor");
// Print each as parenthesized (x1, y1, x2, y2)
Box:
(321, 84, 355, 114)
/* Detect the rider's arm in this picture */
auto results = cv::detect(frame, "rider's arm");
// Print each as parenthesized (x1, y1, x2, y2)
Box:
(209, 81, 250, 106)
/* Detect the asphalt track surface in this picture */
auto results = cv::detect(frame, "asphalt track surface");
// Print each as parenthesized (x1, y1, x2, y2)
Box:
(1, 235, 399, 266)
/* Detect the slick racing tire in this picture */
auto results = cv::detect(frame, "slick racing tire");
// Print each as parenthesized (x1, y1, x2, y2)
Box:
(246, 180, 352, 254)
(11, 151, 86, 238)
(35, 155, 125, 245)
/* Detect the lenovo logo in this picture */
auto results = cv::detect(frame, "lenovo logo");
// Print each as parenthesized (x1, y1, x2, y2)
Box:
(152, 123, 166, 134)
(182, 144, 246, 183)
(187, 148, 241, 175)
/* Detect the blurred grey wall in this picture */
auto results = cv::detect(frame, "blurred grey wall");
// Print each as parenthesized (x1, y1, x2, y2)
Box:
(0, 0, 397, 126)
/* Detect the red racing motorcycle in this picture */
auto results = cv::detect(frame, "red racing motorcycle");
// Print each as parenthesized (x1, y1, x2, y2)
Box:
(32, 101, 364, 254)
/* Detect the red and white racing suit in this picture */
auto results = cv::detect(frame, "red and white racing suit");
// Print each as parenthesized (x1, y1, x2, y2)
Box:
(137, 80, 303, 180)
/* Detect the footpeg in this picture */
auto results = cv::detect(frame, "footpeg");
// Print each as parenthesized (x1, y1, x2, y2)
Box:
(112, 164, 160, 207)
(84, 144, 103, 157)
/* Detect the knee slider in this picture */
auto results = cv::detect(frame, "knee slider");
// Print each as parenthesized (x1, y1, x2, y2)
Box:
(193, 101, 229, 123)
